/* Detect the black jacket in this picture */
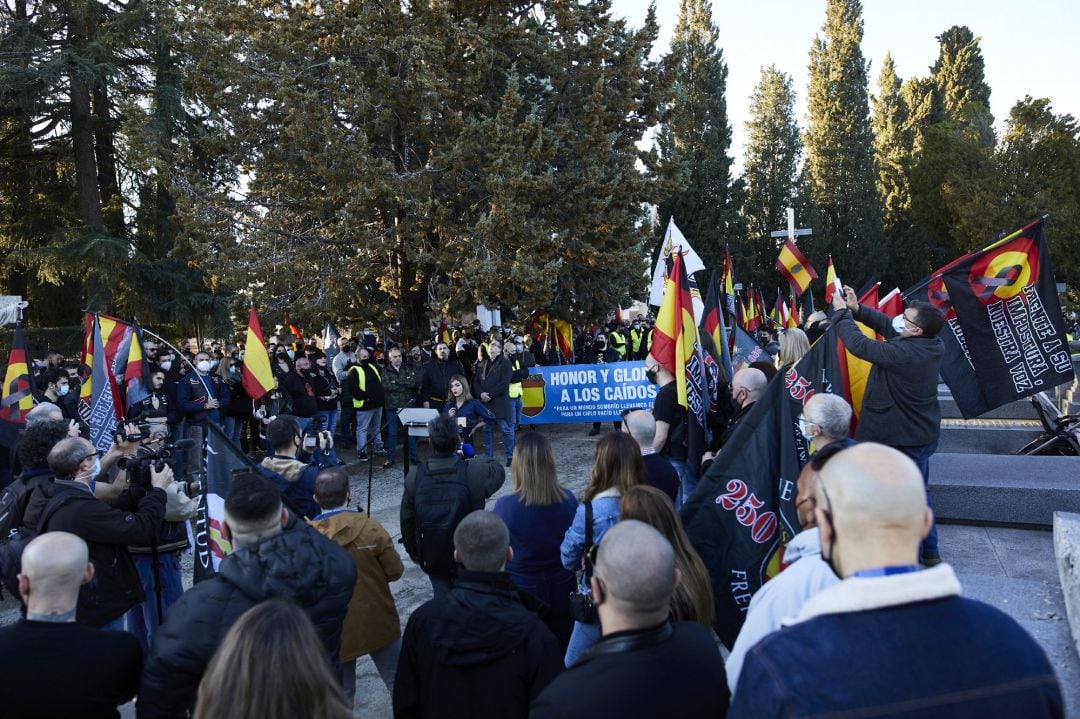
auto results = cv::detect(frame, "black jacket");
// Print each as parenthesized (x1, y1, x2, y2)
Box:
(530, 621, 729, 719)
(281, 369, 318, 418)
(41, 480, 167, 628)
(420, 358, 465, 404)
(394, 570, 562, 719)
(472, 355, 512, 420)
(835, 305, 944, 447)
(344, 361, 385, 410)
(137, 516, 356, 719)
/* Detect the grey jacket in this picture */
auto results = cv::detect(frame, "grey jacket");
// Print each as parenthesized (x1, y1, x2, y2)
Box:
(834, 305, 944, 447)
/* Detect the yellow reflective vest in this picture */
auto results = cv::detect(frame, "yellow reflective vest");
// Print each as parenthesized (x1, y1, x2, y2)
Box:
(508, 357, 523, 398)
(349, 364, 381, 409)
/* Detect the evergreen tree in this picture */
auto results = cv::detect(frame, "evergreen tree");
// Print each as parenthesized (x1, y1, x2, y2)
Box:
(741, 65, 802, 291)
(930, 25, 994, 147)
(803, 0, 883, 283)
(653, 0, 742, 275)
(175, 0, 662, 338)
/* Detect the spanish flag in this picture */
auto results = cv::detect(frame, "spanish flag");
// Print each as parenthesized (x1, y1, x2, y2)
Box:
(824, 255, 838, 304)
(0, 322, 35, 447)
(123, 323, 151, 410)
(787, 295, 799, 329)
(79, 312, 130, 405)
(650, 251, 708, 480)
(775, 239, 818, 297)
(284, 310, 304, 347)
(744, 289, 762, 332)
(834, 283, 882, 426)
(242, 305, 275, 400)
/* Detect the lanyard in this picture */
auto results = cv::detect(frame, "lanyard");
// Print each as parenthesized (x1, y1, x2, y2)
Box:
(851, 565, 921, 579)
(313, 507, 354, 521)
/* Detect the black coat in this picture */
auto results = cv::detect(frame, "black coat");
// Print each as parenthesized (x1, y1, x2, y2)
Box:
(835, 305, 944, 447)
(394, 570, 562, 719)
(42, 480, 167, 628)
(137, 516, 356, 719)
(420, 358, 466, 404)
(530, 621, 729, 719)
(472, 355, 512, 420)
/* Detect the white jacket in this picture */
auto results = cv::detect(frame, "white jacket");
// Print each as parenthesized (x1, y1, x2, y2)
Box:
(725, 527, 840, 694)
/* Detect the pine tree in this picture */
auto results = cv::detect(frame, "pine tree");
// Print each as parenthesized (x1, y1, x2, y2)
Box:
(930, 26, 994, 146)
(803, 0, 883, 283)
(742, 65, 802, 291)
(175, 0, 663, 338)
(654, 0, 742, 275)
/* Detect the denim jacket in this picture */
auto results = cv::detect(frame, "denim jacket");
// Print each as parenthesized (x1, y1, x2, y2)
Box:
(560, 489, 620, 591)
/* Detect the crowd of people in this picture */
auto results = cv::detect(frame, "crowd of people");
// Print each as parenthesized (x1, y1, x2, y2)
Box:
(0, 291, 1068, 718)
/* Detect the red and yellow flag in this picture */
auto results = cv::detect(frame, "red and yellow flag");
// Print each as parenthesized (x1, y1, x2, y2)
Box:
(0, 322, 35, 445)
(744, 290, 762, 332)
(775, 239, 818, 297)
(79, 312, 131, 404)
(824, 255, 838, 304)
(242, 305, 275, 400)
(284, 310, 304, 347)
(787, 296, 799, 329)
(650, 251, 708, 474)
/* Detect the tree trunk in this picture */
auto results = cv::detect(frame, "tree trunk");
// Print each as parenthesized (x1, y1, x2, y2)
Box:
(68, 2, 105, 234)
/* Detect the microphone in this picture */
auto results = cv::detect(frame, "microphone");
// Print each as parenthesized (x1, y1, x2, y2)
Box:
(168, 438, 197, 450)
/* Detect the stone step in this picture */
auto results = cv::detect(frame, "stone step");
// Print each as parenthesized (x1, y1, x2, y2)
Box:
(929, 453, 1080, 527)
(1053, 512, 1080, 660)
(937, 420, 1044, 454)
(939, 397, 1039, 421)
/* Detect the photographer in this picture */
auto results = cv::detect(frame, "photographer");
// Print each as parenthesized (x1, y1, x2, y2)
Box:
(259, 416, 334, 519)
(38, 436, 171, 629)
(120, 427, 198, 653)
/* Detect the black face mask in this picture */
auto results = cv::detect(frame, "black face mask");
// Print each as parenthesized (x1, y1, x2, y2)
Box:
(819, 485, 842, 579)
(645, 367, 658, 385)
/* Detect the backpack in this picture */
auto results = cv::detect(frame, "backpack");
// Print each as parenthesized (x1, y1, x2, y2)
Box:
(413, 458, 475, 577)
(0, 477, 34, 541)
(0, 489, 75, 599)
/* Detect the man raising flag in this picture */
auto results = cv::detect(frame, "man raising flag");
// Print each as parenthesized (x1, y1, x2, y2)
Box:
(649, 250, 709, 506)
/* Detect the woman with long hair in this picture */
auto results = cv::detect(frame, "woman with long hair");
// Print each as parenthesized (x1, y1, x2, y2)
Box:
(193, 599, 352, 719)
(560, 431, 644, 665)
(442, 374, 494, 443)
(777, 328, 811, 369)
(493, 432, 578, 650)
(619, 485, 715, 628)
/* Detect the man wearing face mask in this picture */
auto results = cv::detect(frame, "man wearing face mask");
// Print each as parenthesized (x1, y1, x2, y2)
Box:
(505, 337, 534, 434)
(646, 358, 690, 502)
(346, 348, 386, 462)
(281, 356, 318, 430)
(719, 368, 767, 448)
(177, 351, 231, 483)
(420, 342, 465, 413)
(831, 287, 946, 566)
(729, 443, 1063, 717)
(37, 437, 171, 629)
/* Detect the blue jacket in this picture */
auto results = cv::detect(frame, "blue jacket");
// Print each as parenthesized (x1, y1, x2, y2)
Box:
(176, 372, 230, 425)
(560, 491, 620, 592)
(729, 565, 1063, 718)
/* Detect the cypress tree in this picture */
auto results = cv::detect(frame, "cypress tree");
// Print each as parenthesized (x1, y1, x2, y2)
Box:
(803, 0, 883, 282)
(654, 0, 743, 275)
(742, 65, 802, 291)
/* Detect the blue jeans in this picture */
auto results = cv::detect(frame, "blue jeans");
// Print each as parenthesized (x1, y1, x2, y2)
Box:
(483, 418, 516, 461)
(126, 552, 184, 654)
(897, 439, 939, 557)
(385, 409, 417, 462)
(355, 408, 384, 455)
(222, 416, 243, 446)
(671, 458, 693, 509)
(565, 619, 602, 667)
(313, 410, 340, 465)
(509, 396, 523, 430)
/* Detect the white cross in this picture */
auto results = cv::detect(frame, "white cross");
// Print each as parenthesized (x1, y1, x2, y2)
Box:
(770, 207, 812, 242)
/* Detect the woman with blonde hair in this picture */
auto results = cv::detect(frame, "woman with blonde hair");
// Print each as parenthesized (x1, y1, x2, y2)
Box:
(193, 599, 352, 719)
(493, 432, 578, 649)
(619, 485, 716, 628)
(559, 431, 643, 665)
(777, 328, 811, 368)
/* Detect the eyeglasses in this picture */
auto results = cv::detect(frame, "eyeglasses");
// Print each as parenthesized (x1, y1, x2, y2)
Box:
(80, 450, 105, 462)
(903, 315, 923, 331)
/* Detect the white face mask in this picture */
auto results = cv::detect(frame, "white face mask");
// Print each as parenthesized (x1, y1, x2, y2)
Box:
(159, 360, 173, 371)
(797, 417, 816, 440)
(197, 360, 212, 373)
(891, 315, 907, 335)
(81, 456, 101, 482)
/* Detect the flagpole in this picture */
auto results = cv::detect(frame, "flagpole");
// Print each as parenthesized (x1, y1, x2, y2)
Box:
(140, 327, 213, 396)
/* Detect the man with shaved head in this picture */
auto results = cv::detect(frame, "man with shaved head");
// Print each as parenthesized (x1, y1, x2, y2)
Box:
(621, 409, 679, 504)
(531, 520, 730, 717)
(729, 443, 1063, 717)
(0, 532, 142, 717)
(720, 367, 767, 448)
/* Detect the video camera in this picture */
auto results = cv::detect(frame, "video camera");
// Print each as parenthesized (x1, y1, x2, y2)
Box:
(118, 439, 197, 494)
(115, 420, 153, 444)
(302, 414, 325, 452)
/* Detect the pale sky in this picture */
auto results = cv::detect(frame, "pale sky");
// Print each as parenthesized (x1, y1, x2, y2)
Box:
(610, 0, 1080, 175)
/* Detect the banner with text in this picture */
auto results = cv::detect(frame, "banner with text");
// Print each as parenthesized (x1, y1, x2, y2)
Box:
(520, 361, 658, 423)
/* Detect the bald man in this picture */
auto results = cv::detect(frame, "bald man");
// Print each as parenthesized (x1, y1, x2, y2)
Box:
(729, 444, 1063, 718)
(719, 367, 767, 448)
(531, 520, 730, 718)
(621, 410, 679, 504)
(0, 532, 141, 718)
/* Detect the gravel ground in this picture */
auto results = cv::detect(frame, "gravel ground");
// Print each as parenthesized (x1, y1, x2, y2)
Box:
(0, 422, 601, 718)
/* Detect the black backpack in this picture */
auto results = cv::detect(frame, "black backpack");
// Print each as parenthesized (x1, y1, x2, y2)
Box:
(0, 478, 34, 541)
(413, 458, 475, 577)
(0, 489, 74, 599)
